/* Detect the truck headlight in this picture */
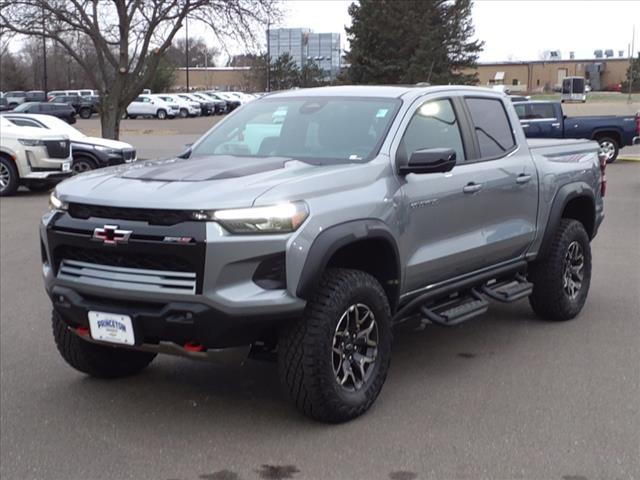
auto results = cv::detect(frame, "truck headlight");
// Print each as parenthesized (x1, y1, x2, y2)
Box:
(49, 190, 68, 211)
(18, 138, 45, 146)
(192, 202, 309, 234)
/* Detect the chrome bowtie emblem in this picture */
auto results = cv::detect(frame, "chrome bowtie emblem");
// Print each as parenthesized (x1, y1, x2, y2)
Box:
(92, 225, 132, 245)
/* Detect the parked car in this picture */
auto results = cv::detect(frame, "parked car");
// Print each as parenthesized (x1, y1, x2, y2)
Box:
(513, 100, 640, 162)
(0, 116, 72, 195)
(154, 94, 200, 118)
(43, 85, 606, 422)
(3, 113, 136, 173)
(125, 94, 179, 119)
(78, 89, 98, 97)
(201, 92, 229, 114)
(4, 91, 27, 107)
(47, 90, 82, 100)
(189, 92, 218, 116)
(508, 94, 530, 102)
(49, 94, 94, 119)
(0, 97, 11, 112)
(205, 91, 239, 112)
(26, 90, 47, 102)
(6, 102, 77, 124)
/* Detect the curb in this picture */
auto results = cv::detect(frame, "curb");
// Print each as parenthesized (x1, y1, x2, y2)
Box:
(617, 156, 640, 162)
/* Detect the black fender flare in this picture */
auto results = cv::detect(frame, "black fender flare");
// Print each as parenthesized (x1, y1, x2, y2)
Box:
(296, 219, 401, 301)
(538, 182, 595, 258)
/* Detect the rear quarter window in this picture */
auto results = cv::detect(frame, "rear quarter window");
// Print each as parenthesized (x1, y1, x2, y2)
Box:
(464, 97, 516, 159)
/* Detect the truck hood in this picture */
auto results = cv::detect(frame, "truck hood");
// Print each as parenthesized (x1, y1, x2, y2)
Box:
(76, 136, 133, 150)
(55, 155, 368, 210)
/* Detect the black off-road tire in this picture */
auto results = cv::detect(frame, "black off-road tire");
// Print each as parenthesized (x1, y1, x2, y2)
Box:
(79, 107, 92, 119)
(278, 268, 392, 423)
(528, 219, 592, 321)
(0, 156, 19, 197)
(52, 311, 156, 378)
(26, 182, 52, 193)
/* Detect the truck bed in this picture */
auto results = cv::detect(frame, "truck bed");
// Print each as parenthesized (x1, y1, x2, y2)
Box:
(527, 137, 596, 151)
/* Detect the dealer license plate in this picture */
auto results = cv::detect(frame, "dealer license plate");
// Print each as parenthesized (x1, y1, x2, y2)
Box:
(88, 311, 135, 346)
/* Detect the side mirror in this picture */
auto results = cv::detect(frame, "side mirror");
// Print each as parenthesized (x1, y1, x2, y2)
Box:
(178, 147, 192, 159)
(399, 148, 457, 175)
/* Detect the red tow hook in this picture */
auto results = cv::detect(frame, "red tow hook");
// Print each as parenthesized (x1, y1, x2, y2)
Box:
(76, 326, 90, 336)
(184, 341, 205, 352)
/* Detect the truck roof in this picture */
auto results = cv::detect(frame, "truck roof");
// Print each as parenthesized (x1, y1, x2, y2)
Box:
(266, 85, 507, 100)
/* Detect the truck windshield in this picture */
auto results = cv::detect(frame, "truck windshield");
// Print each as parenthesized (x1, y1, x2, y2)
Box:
(190, 97, 401, 164)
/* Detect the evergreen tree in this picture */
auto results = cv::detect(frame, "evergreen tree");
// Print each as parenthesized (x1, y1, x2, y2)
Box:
(300, 61, 327, 88)
(346, 0, 483, 85)
(270, 53, 300, 90)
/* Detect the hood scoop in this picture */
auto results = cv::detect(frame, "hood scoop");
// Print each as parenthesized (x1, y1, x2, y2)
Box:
(119, 155, 288, 182)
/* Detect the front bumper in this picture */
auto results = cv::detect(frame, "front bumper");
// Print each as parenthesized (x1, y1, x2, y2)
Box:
(41, 211, 305, 349)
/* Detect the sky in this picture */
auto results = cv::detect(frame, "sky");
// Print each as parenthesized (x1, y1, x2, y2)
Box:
(269, 0, 640, 62)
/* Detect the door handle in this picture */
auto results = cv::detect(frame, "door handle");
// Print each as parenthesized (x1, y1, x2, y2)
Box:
(521, 124, 530, 129)
(463, 182, 483, 194)
(516, 174, 532, 184)
(551, 122, 561, 127)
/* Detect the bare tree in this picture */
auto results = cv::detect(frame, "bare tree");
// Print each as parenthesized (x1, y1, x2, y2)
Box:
(0, 1, 278, 139)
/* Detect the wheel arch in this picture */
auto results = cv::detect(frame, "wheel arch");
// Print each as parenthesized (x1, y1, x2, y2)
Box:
(538, 183, 596, 259)
(591, 128, 622, 145)
(296, 219, 401, 313)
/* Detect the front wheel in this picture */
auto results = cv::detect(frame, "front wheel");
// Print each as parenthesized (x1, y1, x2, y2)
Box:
(72, 156, 97, 174)
(52, 311, 156, 378)
(528, 219, 592, 321)
(79, 107, 92, 119)
(179, 108, 188, 118)
(597, 136, 619, 163)
(0, 156, 19, 196)
(278, 269, 392, 423)
(156, 109, 167, 120)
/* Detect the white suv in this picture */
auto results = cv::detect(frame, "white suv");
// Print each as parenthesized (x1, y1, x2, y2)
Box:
(125, 94, 179, 119)
(154, 94, 200, 118)
(0, 116, 72, 196)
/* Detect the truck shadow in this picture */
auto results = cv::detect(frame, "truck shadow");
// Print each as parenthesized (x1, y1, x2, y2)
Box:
(50, 298, 558, 429)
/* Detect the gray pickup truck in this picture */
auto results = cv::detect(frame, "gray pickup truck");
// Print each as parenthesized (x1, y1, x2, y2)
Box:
(41, 86, 605, 422)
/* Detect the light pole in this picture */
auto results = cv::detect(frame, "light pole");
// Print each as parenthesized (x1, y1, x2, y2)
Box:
(41, 3, 48, 95)
(185, 18, 190, 91)
(266, 22, 271, 92)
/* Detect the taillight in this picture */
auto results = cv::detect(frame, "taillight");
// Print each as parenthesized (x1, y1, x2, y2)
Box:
(635, 112, 640, 136)
(598, 151, 607, 197)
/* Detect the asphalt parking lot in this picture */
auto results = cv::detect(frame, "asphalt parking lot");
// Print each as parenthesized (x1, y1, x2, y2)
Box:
(1, 155, 639, 477)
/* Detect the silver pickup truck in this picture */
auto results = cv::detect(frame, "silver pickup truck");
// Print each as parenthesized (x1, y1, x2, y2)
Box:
(41, 86, 605, 422)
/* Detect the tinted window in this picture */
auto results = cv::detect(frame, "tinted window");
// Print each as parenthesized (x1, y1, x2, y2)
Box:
(529, 103, 555, 119)
(192, 97, 400, 163)
(397, 99, 465, 164)
(9, 118, 43, 128)
(464, 97, 515, 158)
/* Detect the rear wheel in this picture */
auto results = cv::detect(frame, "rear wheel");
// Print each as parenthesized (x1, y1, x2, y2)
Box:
(597, 136, 619, 163)
(156, 109, 167, 120)
(72, 155, 97, 173)
(52, 311, 156, 378)
(0, 156, 19, 196)
(528, 219, 592, 321)
(26, 182, 52, 192)
(79, 107, 92, 119)
(278, 268, 392, 423)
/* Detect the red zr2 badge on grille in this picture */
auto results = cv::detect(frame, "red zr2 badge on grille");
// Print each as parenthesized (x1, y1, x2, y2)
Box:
(92, 225, 132, 245)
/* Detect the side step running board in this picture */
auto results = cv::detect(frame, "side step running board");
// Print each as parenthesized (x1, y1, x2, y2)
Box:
(420, 290, 489, 327)
(482, 274, 533, 303)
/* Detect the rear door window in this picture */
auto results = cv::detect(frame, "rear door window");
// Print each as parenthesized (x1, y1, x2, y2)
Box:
(464, 97, 516, 159)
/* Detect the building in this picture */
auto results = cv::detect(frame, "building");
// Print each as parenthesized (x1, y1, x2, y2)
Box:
(173, 66, 252, 91)
(267, 27, 341, 80)
(463, 57, 633, 92)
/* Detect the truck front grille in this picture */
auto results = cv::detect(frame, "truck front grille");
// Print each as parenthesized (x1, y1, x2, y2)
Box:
(45, 140, 70, 159)
(122, 149, 136, 161)
(67, 203, 193, 226)
(58, 259, 197, 294)
(54, 245, 193, 273)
